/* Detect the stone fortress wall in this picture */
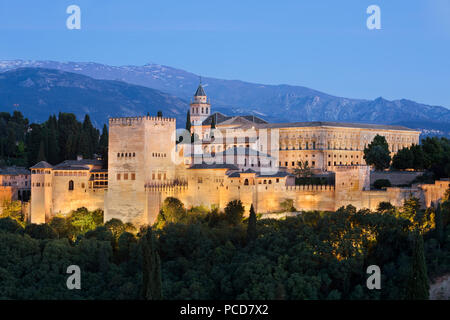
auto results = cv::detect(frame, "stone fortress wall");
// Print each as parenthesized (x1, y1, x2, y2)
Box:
(28, 85, 449, 226)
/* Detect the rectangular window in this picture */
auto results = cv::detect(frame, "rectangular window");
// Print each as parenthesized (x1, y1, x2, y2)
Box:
(152, 173, 155, 180)
(131, 173, 135, 180)
(157, 173, 161, 180)
(124, 173, 128, 180)
(117, 173, 121, 180)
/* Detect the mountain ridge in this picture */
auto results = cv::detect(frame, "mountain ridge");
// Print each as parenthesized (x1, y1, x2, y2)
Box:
(0, 60, 449, 136)
(0, 67, 189, 127)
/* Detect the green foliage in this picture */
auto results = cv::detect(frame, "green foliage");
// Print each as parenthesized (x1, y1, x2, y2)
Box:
(393, 137, 450, 179)
(0, 217, 23, 233)
(363, 135, 391, 171)
(373, 179, 392, 190)
(0, 111, 107, 167)
(246, 204, 257, 243)
(141, 227, 162, 300)
(1, 197, 450, 300)
(224, 200, 245, 226)
(376, 201, 396, 214)
(24, 224, 58, 239)
(156, 197, 187, 228)
(293, 161, 312, 178)
(1, 200, 25, 226)
(406, 232, 429, 299)
(185, 110, 191, 132)
(280, 198, 296, 212)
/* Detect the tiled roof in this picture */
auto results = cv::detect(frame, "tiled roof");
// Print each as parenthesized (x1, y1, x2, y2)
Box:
(214, 147, 272, 158)
(56, 159, 102, 167)
(188, 163, 238, 170)
(0, 166, 30, 175)
(228, 169, 292, 178)
(194, 84, 206, 97)
(244, 121, 418, 131)
(53, 166, 89, 171)
(201, 112, 268, 126)
(30, 161, 53, 169)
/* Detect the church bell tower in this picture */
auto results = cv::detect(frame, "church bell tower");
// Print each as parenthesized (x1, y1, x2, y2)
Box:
(190, 79, 211, 127)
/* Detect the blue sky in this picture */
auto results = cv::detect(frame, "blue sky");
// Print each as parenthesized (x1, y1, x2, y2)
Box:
(0, 0, 449, 108)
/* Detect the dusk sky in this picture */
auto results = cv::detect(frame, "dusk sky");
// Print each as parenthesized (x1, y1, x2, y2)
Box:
(0, 0, 449, 108)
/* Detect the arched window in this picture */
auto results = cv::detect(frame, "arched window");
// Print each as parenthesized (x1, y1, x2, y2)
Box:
(244, 179, 249, 185)
(68, 180, 74, 191)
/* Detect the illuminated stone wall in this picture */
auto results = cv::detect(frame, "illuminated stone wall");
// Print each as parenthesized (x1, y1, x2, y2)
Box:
(105, 116, 177, 226)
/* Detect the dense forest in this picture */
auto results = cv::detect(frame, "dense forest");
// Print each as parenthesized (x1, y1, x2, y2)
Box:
(392, 137, 450, 179)
(1, 190, 449, 300)
(0, 111, 108, 168)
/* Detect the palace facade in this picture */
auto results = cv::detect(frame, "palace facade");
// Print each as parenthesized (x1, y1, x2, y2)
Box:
(29, 84, 449, 226)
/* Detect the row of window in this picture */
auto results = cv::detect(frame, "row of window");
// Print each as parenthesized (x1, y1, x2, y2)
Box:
(117, 152, 136, 158)
(329, 161, 359, 166)
(152, 172, 167, 180)
(281, 161, 316, 168)
(54, 171, 87, 176)
(152, 152, 167, 158)
(33, 182, 51, 187)
(192, 107, 209, 114)
(31, 169, 51, 174)
(1, 181, 28, 187)
(116, 173, 136, 181)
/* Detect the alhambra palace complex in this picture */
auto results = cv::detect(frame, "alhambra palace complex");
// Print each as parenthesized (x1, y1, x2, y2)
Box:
(25, 84, 450, 226)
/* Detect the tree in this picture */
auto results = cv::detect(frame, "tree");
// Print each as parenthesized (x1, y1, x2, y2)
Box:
(363, 135, 391, 171)
(373, 179, 391, 190)
(377, 201, 395, 214)
(141, 227, 162, 300)
(401, 197, 421, 222)
(37, 140, 46, 162)
(224, 200, 244, 225)
(157, 111, 163, 118)
(392, 147, 414, 170)
(99, 124, 108, 168)
(280, 198, 296, 212)
(186, 110, 191, 133)
(211, 115, 216, 129)
(156, 197, 186, 227)
(406, 232, 429, 300)
(247, 204, 257, 243)
(435, 202, 444, 244)
(293, 161, 312, 179)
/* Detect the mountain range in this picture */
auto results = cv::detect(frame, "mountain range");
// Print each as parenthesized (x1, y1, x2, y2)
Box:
(0, 60, 449, 136)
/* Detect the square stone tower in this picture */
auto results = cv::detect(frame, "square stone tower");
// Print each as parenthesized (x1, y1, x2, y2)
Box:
(105, 115, 176, 226)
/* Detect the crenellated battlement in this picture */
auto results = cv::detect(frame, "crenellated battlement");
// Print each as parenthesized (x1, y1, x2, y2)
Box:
(109, 115, 176, 126)
(145, 181, 188, 192)
(284, 184, 335, 191)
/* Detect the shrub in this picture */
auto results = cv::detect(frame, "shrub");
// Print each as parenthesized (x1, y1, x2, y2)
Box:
(373, 179, 392, 190)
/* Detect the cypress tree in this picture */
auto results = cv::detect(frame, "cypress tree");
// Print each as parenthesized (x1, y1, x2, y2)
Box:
(406, 232, 429, 300)
(435, 203, 444, 245)
(210, 115, 216, 139)
(99, 124, 108, 168)
(46, 115, 59, 164)
(247, 204, 257, 243)
(141, 227, 162, 300)
(37, 140, 46, 162)
(186, 110, 191, 133)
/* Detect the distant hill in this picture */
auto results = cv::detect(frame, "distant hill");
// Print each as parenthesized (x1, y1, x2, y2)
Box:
(0, 68, 188, 127)
(1, 60, 450, 136)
